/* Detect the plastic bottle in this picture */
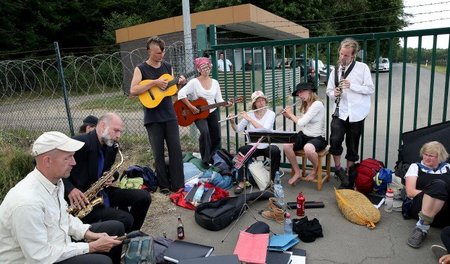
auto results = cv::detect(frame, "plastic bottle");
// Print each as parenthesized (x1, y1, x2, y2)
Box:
(192, 184, 205, 206)
(284, 212, 293, 234)
(296, 192, 305, 217)
(177, 215, 185, 239)
(384, 188, 394, 213)
(273, 171, 285, 207)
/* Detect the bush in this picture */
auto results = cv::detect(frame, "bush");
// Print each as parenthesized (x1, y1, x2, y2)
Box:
(0, 131, 35, 202)
(0, 145, 34, 202)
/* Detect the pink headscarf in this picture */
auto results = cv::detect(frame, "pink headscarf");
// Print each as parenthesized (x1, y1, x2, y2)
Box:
(194, 57, 211, 70)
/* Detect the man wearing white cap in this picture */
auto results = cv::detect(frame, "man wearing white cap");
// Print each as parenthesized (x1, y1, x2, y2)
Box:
(0, 131, 124, 264)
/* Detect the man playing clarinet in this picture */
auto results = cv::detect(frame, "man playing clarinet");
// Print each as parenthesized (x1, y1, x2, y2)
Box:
(326, 38, 374, 188)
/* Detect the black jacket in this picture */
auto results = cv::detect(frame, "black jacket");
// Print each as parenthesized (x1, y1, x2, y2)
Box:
(63, 130, 118, 197)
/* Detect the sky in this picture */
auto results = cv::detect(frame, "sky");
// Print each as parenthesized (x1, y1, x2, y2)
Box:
(402, 0, 450, 49)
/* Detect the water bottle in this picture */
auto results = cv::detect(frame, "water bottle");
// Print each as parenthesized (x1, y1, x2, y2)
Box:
(297, 192, 305, 217)
(384, 188, 394, 213)
(273, 171, 285, 207)
(284, 212, 293, 234)
(192, 184, 204, 206)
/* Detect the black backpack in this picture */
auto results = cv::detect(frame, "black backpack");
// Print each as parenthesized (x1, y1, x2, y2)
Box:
(210, 148, 235, 176)
(122, 165, 158, 192)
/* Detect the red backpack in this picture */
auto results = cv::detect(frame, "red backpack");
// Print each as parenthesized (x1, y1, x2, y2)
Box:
(354, 158, 384, 194)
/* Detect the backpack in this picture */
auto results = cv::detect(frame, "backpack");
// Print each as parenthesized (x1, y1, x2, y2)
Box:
(354, 158, 384, 194)
(210, 149, 234, 176)
(372, 168, 393, 195)
(121, 165, 158, 192)
(123, 236, 156, 264)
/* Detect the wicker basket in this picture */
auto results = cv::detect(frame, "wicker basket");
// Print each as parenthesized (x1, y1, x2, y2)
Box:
(335, 188, 381, 229)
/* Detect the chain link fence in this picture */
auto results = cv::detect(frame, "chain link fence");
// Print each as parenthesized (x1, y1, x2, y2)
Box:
(0, 42, 203, 150)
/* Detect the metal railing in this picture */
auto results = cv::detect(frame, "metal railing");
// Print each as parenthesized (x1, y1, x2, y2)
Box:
(210, 26, 450, 168)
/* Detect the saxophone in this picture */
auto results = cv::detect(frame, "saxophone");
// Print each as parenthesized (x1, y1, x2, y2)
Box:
(67, 143, 124, 219)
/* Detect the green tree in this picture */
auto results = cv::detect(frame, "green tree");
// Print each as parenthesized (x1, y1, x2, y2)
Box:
(99, 12, 145, 48)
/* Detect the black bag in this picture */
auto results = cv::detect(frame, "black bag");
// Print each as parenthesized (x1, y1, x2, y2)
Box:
(210, 148, 235, 176)
(195, 191, 273, 231)
(292, 216, 323, 243)
(123, 236, 156, 264)
(395, 121, 450, 181)
(122, 165, 158, 192)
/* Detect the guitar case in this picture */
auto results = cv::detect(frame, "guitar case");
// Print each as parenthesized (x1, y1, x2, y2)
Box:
(395, 120, 450, 181)
(194, 191, 274, 231)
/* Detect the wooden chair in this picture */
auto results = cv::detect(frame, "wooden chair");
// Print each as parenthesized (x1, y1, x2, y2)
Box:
(290, 145, 331, 191)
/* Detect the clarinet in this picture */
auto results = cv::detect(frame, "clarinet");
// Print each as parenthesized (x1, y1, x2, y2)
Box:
(332, 65, 346, 118)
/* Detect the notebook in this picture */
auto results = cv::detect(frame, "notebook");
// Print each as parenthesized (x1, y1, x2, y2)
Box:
(268, 233, 300, 251)
(163, 240, 214, 263)
(233, 231, 269, 264)
(266, 251, 292, 264)
(177, 255, 240, 264)
(288, 248, 306, 264)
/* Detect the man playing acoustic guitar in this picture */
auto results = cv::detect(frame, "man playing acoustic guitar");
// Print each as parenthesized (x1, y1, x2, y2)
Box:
(130, 36, 186, 194)
(177, 57, 232, 168)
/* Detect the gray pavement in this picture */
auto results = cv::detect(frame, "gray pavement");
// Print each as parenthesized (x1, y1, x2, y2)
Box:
(147, 170, 442, 264)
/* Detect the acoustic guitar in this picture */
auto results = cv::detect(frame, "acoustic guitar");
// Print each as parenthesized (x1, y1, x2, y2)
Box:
(174, 96, 244, 127)
(138, 71, 196, 109)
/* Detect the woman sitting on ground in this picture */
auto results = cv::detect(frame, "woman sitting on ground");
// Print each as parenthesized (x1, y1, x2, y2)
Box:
(283, 82, 326, 185)
(229, 90, 281, 194)
(405, 141, 450, 249)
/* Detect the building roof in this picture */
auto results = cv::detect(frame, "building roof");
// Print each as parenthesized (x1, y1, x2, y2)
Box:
(115, 4, 309, 44)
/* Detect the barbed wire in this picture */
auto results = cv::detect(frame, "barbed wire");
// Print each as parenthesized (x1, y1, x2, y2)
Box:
(293, 0, 450, 24)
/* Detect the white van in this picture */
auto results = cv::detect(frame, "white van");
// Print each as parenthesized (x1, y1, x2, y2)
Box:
(371, 57, 390, 72)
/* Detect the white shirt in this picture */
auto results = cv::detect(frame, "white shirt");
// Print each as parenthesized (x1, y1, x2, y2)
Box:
(326, 61, 374, 122)
(177, 78, 224, 112)
(405, 162, 450, 177)
(217, 59, 232, 72)
(235, 110, 276, 149)
(0, 168, 91, 263)
(296, 101, 325, 138)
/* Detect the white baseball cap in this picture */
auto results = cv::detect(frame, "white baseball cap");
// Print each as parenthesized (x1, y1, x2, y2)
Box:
(32, 131, 84, 157)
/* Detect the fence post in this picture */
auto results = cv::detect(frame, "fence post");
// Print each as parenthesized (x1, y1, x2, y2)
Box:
(54, 41, 75, 136)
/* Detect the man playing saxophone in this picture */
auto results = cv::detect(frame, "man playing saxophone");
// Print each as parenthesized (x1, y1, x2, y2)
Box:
(326, 38, 374, 188)
(64, 112, 151, 232)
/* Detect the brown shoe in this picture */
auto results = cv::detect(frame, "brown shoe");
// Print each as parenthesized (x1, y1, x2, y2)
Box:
(261, 198, 285, 224)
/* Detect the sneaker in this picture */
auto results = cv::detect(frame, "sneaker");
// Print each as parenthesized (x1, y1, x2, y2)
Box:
(407, 227, 427, 248)
(431, 244, 447, 260)
(334, 167, 350, 187)
(159, 188, 170, 195)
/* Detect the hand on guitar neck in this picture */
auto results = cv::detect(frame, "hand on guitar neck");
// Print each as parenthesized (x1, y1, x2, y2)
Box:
(174, 96, 244, 127)
(138, 71, 195, 109)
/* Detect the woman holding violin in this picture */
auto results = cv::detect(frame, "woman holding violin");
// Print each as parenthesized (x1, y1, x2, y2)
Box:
(283, 82, 327, 185)
(178, 57, 232, 167)
(229, 91, 281, 194)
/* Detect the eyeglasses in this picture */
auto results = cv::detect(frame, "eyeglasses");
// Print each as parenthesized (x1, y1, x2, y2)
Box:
(423, 153, 438, 159)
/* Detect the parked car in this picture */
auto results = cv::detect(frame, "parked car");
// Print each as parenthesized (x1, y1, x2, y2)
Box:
(371, 57, 390, 72)
(308, 59, 334, 84)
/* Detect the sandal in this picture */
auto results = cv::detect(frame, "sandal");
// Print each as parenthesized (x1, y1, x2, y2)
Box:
(234, 186, 244, 195)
